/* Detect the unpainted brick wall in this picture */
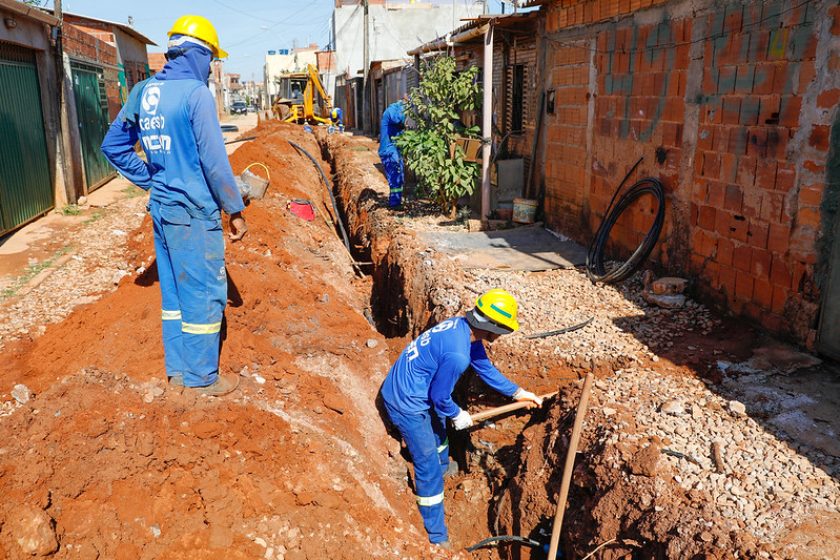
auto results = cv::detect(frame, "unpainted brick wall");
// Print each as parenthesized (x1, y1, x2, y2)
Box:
(64, 24, 122, 120)
(539, 0, 840, 346)
(63, 24, 117, 67)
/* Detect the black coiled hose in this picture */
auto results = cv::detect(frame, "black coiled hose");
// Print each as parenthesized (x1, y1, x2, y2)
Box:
(586, 159, 666, 284)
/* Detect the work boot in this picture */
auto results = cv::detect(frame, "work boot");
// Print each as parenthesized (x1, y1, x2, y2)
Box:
(168, 375, 184, 387)
(432, 540, 452, 550)
(194, 375, 240, 397)
(443, 459, 459, 479)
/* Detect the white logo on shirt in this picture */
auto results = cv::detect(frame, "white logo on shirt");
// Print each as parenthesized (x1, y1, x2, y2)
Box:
(141, 84, 161, 115)
(406, 319, 457, 362)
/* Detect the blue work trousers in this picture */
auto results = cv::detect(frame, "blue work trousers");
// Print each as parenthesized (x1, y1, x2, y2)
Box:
(150, 200, 227, 387)
(379, 147, 404, 207)
(382, 400, 451, 543)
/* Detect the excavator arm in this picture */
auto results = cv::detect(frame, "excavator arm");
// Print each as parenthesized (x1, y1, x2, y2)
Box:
(303, 64, 332, 124)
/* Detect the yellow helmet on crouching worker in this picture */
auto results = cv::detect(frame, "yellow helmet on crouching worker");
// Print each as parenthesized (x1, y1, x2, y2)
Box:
(465, 289, 519, 335)
(168, 15, 228, 59)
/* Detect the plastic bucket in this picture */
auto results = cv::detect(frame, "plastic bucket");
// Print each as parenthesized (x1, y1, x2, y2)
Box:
(512, 197, 537, 224)
(241, 163, 271, 200)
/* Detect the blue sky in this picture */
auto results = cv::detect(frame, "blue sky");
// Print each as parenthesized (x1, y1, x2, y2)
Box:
(43, 1, 508, 80)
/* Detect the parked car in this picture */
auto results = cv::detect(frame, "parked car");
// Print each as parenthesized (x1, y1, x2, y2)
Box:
(230, 101, 247, 115)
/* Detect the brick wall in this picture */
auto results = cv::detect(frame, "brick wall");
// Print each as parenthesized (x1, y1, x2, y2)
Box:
(538, 0, 840, 346)
(64, 24, 122, 120)
(63, 23, 117, 66)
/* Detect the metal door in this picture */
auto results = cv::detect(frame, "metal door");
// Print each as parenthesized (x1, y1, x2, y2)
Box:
(0, 42, 53, 235)
(71, 62, 114, 191)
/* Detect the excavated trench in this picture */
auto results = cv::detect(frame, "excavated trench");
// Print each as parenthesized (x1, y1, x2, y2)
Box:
(321, 133, 788, 560)
(0, 120, 824, 559)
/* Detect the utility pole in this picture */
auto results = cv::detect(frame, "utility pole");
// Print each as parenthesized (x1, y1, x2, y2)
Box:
(362, 0, 369, 85)
(53, 0, 75, 205)
(362, 0, 369, 131)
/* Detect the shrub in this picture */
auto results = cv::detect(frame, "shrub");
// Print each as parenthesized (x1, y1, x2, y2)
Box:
(395, 56, 481, 216)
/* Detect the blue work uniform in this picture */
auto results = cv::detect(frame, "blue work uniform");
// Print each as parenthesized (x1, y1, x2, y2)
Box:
(378, 101, 405, 207)
(380, 317, 520, 543)
(330, 106, 344, 132)
(101, 43, 244, 388)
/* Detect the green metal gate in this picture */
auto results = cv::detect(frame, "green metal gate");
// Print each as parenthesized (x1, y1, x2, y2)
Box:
(71, 61, 114, 191)
(0, 42, 53, 235)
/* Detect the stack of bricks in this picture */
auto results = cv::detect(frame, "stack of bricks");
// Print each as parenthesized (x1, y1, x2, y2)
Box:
(537, 0, 840, 345)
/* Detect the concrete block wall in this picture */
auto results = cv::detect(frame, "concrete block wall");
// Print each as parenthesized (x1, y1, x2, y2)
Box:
(539, 0, 840, 346)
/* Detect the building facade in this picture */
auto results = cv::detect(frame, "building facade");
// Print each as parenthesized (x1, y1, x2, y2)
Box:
(405, 0, 840, 355)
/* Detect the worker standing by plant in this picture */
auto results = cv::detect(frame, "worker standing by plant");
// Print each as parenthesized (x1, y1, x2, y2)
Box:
(378, 98, 406, 207)
(379, 289, 544, 548)
(101, 15, 246, 396)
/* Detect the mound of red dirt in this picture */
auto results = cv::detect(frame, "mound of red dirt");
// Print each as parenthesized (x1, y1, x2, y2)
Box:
(0, 123, 435, 559)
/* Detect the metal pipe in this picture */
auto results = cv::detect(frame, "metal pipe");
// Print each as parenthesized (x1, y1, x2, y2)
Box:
(481, 23, 493, 224)
(546, 372, 595, 559)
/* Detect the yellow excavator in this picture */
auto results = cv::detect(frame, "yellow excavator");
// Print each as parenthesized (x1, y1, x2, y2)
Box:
(271, 64, 333, 126)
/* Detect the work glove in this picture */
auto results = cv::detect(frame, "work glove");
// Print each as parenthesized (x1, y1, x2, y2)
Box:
(452, 409, 473, 430)
(513, 388, 543, 408)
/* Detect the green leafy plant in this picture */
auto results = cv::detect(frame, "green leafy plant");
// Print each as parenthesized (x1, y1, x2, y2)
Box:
(395, 56, 481, 216)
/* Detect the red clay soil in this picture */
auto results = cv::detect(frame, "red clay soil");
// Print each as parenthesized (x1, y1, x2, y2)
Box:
(489, 383, 769, 560)
(0, 122, 443, 559)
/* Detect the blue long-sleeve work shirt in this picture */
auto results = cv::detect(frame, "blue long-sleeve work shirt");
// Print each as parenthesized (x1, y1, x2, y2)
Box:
(381, 317, 520, 418)
(378, 101, 405, 155)
(101, 46, 244, 219)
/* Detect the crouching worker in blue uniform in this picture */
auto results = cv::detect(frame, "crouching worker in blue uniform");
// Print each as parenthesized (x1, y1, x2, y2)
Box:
(378, 99, 406, 207)
(379, 289, 544, 548)
(101, 15, 246, 396)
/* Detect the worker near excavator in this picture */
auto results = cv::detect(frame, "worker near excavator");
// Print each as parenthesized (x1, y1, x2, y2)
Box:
(101, 15, 245, 397)
(329, 106, 344, 133)
(379, 289, 544, 548)
(378, 98, 406, 207)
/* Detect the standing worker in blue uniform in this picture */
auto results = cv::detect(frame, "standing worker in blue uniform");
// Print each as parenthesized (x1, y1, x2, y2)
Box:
(378, 99, 406, 207)
(379, 289, 544, 548)
(101, 15, 246, 396)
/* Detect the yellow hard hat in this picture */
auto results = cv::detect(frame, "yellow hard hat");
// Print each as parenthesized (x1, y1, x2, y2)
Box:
(168, 15, 228, 59)
(466, 289, 519, 334)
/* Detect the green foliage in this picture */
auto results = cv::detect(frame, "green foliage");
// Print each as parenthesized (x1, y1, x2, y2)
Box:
(394, 56, 481, 214)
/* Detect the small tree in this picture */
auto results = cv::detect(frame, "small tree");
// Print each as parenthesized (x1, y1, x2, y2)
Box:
(395, 56, 481, 216)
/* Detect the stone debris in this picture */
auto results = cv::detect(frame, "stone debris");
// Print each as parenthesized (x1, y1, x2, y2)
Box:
(11, 384, 32, 405)
(0, 192, 147, 349)
(464, 268, 717, 372)
(595, 368, 840, 542)
(728, 400, 747, 416)
(660, 399, 686, 416)
(9, 505, 58, 556)
(651, 276, 688, 295)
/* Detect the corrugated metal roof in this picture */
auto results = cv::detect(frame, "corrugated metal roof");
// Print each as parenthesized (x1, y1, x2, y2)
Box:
(408, 10, 540, 54)
(49, 11, 157, 45)
(0, 0, 60, 26)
